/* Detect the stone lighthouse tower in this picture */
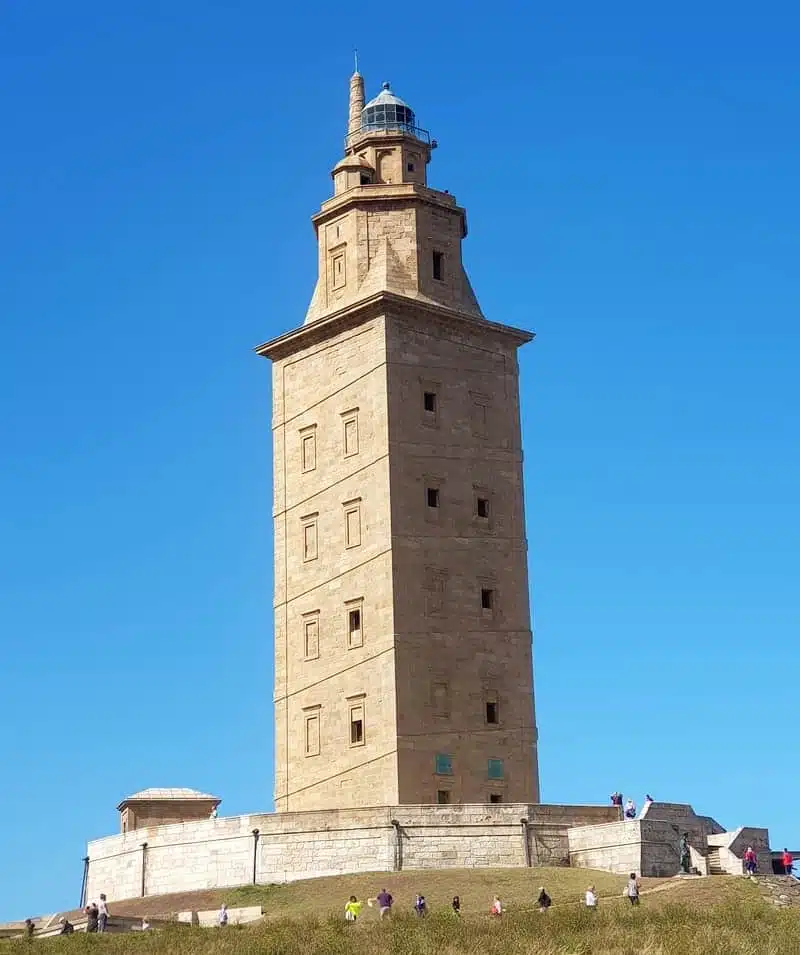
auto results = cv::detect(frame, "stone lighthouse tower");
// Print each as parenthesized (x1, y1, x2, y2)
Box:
(257, 72, 540, 812)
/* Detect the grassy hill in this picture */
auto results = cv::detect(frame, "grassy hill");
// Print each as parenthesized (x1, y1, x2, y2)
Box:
(5, 869, 799, 954)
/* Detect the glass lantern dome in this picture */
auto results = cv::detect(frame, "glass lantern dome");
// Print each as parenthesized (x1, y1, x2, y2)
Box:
(361, 82, 417, 134)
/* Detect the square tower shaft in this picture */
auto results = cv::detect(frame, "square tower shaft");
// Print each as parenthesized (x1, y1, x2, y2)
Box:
(257, 74, 539, 811)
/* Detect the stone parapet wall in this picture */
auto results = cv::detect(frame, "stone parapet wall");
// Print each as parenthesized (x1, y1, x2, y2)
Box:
(567, 820, 643, 875)
(568, 818, 694, 877)
(568, 804, 771, 878)
(86, 803, 619, 903)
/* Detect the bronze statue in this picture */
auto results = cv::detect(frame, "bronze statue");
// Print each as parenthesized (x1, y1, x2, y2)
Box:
(679, 833, 691, 873)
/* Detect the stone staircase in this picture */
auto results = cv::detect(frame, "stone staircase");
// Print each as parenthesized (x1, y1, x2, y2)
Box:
(707, 848, 724, 875)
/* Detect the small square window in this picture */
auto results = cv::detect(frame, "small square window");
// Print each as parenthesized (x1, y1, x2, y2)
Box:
(303, 612, 320, 660)
(435, 753, 453, 776)
(487, 758, 504, 780)
(471, 397, 489, 438)
(351, 716, 364, 744)
(486, 701, 498, 724)
(350, 703, 365, 746)
(425, 570, 446, 616)
(437, 789, 451, 805)
(426, 487, 440, 508)
(407, 162, 415, 173)
(423, 391, 437, 413)
(432, 250, 443, 281)
(360, 173, 371, 185)
(332, 252, 346, 289)
(300, 427, 316, 473)
(346, 600, 364, 649)
(343, 499, 362, 549)
(481, 588, 494, 611)
(301, 515, 319, 563)
(489, 793, 503, 804)
(432, 681, 450, 717)
(342, 410, 359, 457)
(304, 711, 321, 757)
(477, 497, 490, 519)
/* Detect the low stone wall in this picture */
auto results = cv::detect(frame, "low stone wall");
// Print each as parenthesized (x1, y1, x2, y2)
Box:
(568, 818, 699, 877)
(177, 906, 263, 927)
(567, 821, 642, 875)
(86, 803, 619, 903)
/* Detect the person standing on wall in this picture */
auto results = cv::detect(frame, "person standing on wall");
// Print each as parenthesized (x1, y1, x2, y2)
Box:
(97, 894, 109, 933)
(782, 848, 793, 876)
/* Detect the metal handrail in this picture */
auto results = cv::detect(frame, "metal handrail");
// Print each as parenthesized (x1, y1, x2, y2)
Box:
(345, 123, 431, 150)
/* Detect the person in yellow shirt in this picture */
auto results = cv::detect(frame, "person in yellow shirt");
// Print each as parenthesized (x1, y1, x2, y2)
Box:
(344, 895, 364, 923)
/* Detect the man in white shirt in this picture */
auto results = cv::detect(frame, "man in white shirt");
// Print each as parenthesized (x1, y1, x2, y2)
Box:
(585, 886, 597, 908)
(97, 894, 109, 933)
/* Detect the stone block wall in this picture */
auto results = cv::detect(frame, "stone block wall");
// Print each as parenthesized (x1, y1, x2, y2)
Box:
(567, 821, 642, 876)
(86, 803, 619, 903)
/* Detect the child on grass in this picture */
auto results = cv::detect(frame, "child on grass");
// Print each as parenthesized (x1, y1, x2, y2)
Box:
(344, 896, 363, 923)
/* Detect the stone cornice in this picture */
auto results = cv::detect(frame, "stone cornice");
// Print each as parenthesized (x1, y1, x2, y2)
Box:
(312, 183, 465, 235)
(255, 291, 534, 362)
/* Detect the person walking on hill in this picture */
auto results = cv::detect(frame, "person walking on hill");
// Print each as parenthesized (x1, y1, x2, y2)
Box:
(625, 873, 640, 905)
(537, 887, 552, 912)
(490, 895, 503, 917)
(414, 894, 428, 917)
(24, 919, 35, 938)
(585, 885, 597, 908)
(98, 893, 109, 933)
(375, 888, 393, 920)
(782, 849, 794, 876)
(217, 903, 229, 927)
(744, 847, 758, 876)
(344, 896, 363, 923)
(58, 917, 74, 935)
(451, 895, 461, 916)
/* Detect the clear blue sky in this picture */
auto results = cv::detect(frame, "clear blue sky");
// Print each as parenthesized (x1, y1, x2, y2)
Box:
(1, 0, 798, 922)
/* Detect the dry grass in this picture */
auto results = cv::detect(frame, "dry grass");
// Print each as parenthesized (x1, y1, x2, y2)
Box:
(5, 871, 796, 954)
(77, 867, 662, 921)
